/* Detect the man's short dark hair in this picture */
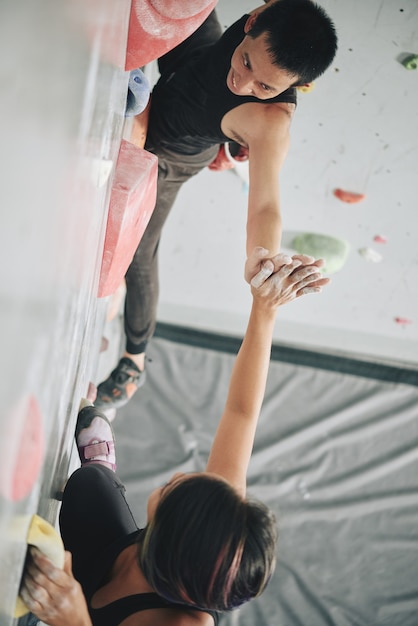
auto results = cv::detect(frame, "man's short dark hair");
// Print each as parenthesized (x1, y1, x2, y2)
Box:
(248, 0, 338, 84)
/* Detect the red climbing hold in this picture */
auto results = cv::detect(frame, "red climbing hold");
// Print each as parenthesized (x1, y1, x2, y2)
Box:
(0, 395, 44, 501)
(373, 235, 388, 244)
(333, 188, 365, 203)
(126, 0, 217, 70)
(394, 317, 412, 325)
(98, 140, 158, 298)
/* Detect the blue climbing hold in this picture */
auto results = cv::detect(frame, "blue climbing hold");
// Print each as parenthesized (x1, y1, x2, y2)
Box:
(125, 68, 151, 117)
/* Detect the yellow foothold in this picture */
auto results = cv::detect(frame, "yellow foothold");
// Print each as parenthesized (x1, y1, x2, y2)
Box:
(13, 514, 65, 618)
(296, 82, 315, 93)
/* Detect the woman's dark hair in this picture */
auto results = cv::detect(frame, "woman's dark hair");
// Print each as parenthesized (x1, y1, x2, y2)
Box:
(138, 475, 277, 611)
(248, 0, 338, 85)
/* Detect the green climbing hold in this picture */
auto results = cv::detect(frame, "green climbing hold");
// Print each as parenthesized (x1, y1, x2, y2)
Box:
(401, 54, 418, 70)
(292, 233, 350, 274)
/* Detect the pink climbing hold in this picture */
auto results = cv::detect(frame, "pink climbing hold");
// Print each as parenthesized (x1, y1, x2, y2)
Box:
(333, 188, 365, 203)
(98, 140, 158, 298)
(0, 395, 44, 502)
(373, 235, 388, 244)
(87, 382, 98, 403)
(394, 317, 413, 325)
(126, 0, 217, 70)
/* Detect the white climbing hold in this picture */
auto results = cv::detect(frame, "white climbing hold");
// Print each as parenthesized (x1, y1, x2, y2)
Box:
(358, 247, 383, 263)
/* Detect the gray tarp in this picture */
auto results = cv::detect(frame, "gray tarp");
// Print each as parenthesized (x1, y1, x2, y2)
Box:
(114, 325, 418, 626)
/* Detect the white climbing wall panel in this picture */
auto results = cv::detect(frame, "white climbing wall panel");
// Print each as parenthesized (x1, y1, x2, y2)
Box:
(157, 0, 418, 365)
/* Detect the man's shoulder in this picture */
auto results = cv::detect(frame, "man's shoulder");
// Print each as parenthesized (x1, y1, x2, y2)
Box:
(222, 100, 294, 150)
(227, 100, 295, 130)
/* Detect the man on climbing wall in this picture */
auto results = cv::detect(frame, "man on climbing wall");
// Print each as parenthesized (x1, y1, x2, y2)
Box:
(95, 0, 338, 410)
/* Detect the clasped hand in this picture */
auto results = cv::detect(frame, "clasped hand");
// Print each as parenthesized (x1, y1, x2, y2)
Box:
(246, 246, 330, 306)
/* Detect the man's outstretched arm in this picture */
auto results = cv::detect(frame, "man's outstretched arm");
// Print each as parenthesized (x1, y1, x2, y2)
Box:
(246, 102, 294, 257)
(226, 101, 295, 281)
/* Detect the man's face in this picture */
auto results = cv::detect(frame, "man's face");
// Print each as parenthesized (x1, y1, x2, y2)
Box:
(227, 32, 298, 100)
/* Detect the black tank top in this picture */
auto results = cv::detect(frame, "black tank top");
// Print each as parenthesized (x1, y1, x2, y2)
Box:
(147, 14, 297, 155)
(91, 592, 219, 626)
(88, 531, 219, 625)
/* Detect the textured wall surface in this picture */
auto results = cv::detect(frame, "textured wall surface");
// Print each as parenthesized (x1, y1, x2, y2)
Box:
(0, 0, 131, 622)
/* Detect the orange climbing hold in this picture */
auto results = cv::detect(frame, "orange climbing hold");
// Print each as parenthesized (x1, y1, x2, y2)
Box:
(333, 188, 365, 203)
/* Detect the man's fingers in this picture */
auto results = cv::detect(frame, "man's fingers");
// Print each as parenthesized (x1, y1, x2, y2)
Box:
(292, 253, 316, 264)
(299, 286, 322, 295)
(292, 254, 326, 270)
(245, 246, 272, 283)
(276, 258, 303, 279)
(268, 252, 292, 271)
(250, 246, 270, 265)
(251, 260, 274, 288)
(288, 265, 321, 283)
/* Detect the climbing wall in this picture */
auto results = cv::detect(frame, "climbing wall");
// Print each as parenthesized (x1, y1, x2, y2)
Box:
(0, 0, 132, 622)
(0, 1, 220, 623)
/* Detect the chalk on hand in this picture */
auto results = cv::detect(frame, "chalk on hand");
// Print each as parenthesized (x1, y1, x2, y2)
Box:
(251, 262, 274, 288)
(301, 286, 322, 294)
(13, 514, 65, 617)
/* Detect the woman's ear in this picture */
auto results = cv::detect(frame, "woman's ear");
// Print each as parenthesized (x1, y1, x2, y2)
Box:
(244, 13, 258, 34)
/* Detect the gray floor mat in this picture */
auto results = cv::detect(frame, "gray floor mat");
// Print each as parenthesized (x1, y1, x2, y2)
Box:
(113, 334, 418, 626)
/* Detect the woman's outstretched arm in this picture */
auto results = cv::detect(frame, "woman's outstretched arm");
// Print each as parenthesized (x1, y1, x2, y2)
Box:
(206, 251, 330, 496)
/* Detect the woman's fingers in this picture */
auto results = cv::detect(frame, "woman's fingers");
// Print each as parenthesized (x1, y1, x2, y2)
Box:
(296, 276, 331, 297)
(248, 249, 292, 287)
(265, 264, 330, 302)
(287, 265, 321, 283)
(20, 548, 90, 625)
(63, 551, 73, 575)
(292, 254, 325, 269)
(250, 251, 330, 304)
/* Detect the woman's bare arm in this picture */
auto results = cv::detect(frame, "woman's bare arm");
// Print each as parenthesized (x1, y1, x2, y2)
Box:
(206, 253, 329, 495)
